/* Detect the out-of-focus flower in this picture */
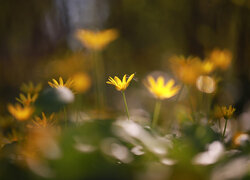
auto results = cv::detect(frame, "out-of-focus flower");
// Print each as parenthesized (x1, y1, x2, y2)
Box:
(48, 77, 73, 89)
(221, 105, 235, 119)
(233, 132, 250, 147)
(170, 56, 204, 84)
(208, 49, 232, 70)
(196, 75, 216, 93)
(201, 60, 215, 74)
(214, 105, 235, 119)
(20, 82, 42, 94)
(106, 73, 134, 91)
(76, 29, 118, 51)
(71, 72, 91, 93)
(145, 76, 180, 100)
(29, 112, 56, 128)
(214, 106, 224, 119)
(7, 104, 34, 121)
(20, 127, 61, 178)
(16, 93, 38, 106)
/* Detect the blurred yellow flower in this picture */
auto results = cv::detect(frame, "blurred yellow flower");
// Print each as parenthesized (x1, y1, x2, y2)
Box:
(16, 93, 38, 106)
(233, 132, 249, 147)
(48, 77, 73, 89)
(201, 60, 214, 74)
(221, 105, 235, 119)
(30, 112, 55, 128)
(76, 29, 118, 51)
(20, 82, 42, 94)
(170, 56, 203, 84)
(106, 73, 134, 91)
(145, 76, 180, 100)
(214, 105, 235, 119)
(7, 104, 34, 121)
(71, 72, 91, 93)
(196, 75, 216, 93)
(208, 49, 232, 70)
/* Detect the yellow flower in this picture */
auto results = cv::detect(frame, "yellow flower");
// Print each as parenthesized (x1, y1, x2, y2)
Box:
(30, 112, 55, 128)
(20, 82, 42, 94)
(145, 76, 180, 100)
(208, 49, 232, 70)
(71, 72, 91, 93)
(170, 56, 203, 84)
(16, 93, 38, 106)
(221, 105, 235, 119)
(7, 104, 34, 121)
(201, 60, 214, 74)
(214, 105, 235, 119)
(48, 77, 73, 89)
(76, 29, 118, 51)
(106, 73, 134, 91)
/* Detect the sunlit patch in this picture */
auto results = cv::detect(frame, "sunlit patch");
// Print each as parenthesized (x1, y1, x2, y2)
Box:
(101, 138, 133, 163)
(233, 133, 250, 147)
(113, 120, 169, 156)
(192, 141, 224, 165)
(131, 145, 145, 155)
(74, 136, 96, 153)
(160, 158, 177, 166)
(211, 156, 250, 180)
(196, 75, 216, 93)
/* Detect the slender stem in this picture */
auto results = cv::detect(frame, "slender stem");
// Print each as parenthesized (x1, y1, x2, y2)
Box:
(92, 51, 105, 111)
(152, 100, 162, 128)
(222, 118, 228, 139)
(64, 106, 67, 127)
(175, 83, 184, 102)
(122, 91, 130, 120)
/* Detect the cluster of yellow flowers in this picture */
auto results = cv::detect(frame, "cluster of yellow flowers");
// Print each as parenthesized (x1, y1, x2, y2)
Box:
(7, 82, 42, 121)
(170, 49, 232, 94)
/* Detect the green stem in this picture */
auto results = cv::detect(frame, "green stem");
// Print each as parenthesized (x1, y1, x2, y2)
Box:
(64, 106, 67, 127)
(122, 91, 130, 120)
(152, 100, 162, 128)
(92, 51, 105, 111)
(222, 118, 228, 139)
(175, 83, 184, 102)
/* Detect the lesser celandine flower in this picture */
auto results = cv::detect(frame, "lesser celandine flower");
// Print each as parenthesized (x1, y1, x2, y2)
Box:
(76, 29, 118, 51)
(106, 74, 135, 91)
(201, 60, 215, 74)
(145, 76, 180, 100)
(7, 104, 34, 121)
(20, 82, 42, 94)
(215, 105, 235, 140)
(16, 93, 38, 106)
(170, 56, 203, 85)
(48, 77, 73, 89)
(221, 105, 235, 119)
(71, 72, 91, 93)
(106, 73, 135, 119)
(30, 112, 55, 128)
(208, 49, 232, 70)
(145, 76, 180, 127)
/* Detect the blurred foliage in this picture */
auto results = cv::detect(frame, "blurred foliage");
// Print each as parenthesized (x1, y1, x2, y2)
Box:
(0, 0, 250, 180)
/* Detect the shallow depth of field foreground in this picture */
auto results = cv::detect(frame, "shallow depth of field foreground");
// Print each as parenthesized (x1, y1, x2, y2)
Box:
(0, 1, 250, 180)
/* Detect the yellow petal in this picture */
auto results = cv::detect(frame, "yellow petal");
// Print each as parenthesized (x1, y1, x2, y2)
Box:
(126, 73, 134, 84)
(122, 74, 127, 84)
(114, 76, 122, 84)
